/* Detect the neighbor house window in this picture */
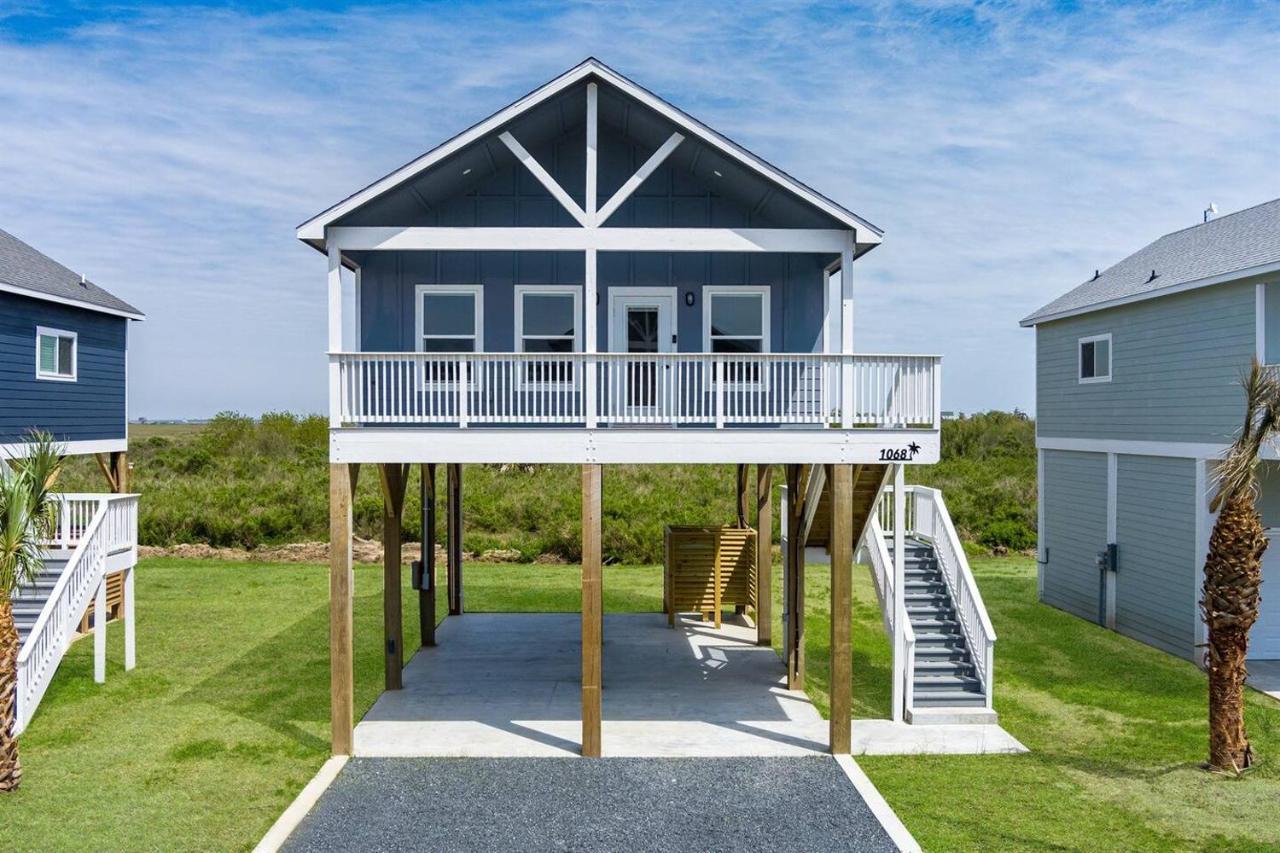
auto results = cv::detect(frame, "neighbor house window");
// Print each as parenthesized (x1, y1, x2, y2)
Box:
(704, 286, 770, 384)
(515, 285, 581, 383)
(35, 326, 77, 381)
(1078, 333, 1111, 383)
(415, 285, 483, 382)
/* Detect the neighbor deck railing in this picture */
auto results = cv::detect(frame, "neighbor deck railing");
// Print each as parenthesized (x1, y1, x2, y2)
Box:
(332, 352, 941, 430)
(17, 494, 139, 735)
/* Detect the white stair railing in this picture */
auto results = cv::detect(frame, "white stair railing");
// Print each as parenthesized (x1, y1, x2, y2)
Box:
(907, 486, 996, 707)
(860, 514, 916, 719)
(14, 494, 139, 736)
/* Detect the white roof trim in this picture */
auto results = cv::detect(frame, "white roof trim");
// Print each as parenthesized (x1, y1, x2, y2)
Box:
(297, 58, 882, 246)
(1020, 259, 1280, 327)
(0, 280, 145, 321)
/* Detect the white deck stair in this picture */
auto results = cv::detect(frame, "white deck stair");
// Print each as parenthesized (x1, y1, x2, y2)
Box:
(13, 494, 138, 736)
(861, 484, 997, 724)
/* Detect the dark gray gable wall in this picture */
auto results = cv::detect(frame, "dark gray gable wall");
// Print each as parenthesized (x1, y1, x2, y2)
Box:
(349, 79, 838, 355)
(0, 291, 127, 444)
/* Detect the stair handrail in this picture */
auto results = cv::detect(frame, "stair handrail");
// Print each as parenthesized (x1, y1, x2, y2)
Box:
(861, 512, 916, 718)
(908, 485, 996, 706)
(14, 496, 110, 735)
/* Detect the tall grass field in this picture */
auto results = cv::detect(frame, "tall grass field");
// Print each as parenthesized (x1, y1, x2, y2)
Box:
(60, 410, 1036, 562)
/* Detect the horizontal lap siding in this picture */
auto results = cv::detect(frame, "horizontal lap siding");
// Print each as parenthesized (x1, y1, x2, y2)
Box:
(1042, 450, 1107, 622)
(1115, 455, 1198, 658)
(1036, 281, 1255, 444)
(0, 292, 127, 444)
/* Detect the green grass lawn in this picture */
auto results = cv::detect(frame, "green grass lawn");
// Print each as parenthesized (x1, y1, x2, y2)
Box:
(3, 555, 1278, 851)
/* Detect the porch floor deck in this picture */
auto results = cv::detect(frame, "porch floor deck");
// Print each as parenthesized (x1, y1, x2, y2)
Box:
(354, 612, 1026, 757)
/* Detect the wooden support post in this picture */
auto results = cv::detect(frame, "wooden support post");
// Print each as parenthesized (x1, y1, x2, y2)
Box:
(94, 451, 128, 493)
(447, 463, 463, 615)
(756, 464, 773, 646)
(581, 464, 603, 757)
(419, 463, 437, 647)
(330, 462, 357, 755)
(829, 464, 853, 754)
(379, 463, 409, 691)
(785, 464, 806, 689)
(734, 464, 749, 615)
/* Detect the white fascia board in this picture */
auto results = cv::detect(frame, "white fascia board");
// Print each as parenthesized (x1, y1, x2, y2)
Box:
(331, 428, 939, 465)
(1036, 435, 1226, 459)
(0, 281, 144, 321)
(328, 226, 851, 254)
(1020, 260, 1280, 328)
(298, 58, 880, 246)
(0, 437, 128, 460)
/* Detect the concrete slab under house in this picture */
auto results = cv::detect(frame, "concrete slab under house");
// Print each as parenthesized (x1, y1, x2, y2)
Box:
(298, 58, 1011, 765)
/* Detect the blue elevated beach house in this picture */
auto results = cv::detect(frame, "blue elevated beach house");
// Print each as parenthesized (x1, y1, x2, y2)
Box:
(1023, 198, 1280, 663)
(0, 228, 141, 735)
(301, 59, 998, 758)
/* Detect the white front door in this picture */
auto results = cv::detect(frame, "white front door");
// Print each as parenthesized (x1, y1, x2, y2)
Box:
(1254, 531, 1280, 659)
(608, 288, 676, 412)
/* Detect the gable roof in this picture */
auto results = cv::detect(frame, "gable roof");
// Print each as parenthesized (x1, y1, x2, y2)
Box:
(1021, 198, 1280, 327)
(297, 57, 882, 249)
(0, 228, 143, 320)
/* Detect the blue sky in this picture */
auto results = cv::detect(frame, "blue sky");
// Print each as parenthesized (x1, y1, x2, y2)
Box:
(2, 0, 1278, 418)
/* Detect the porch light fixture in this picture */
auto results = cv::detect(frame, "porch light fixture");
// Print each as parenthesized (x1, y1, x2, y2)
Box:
(685, 290, 695, 307)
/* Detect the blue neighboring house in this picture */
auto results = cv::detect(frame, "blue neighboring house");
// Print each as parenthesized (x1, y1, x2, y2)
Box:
(0, 227, 143, 470)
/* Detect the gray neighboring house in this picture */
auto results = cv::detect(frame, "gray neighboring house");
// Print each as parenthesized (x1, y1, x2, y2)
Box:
(1021, 198, 1280, 662)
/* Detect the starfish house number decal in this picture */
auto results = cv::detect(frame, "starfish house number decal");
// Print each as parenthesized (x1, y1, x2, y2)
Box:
(878, 442, 921, 462)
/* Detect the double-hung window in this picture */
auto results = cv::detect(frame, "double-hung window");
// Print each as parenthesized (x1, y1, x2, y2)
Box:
(35, 326, 77, 381)
(1078, 333, 1111, 383)
(416, 285, 483, 383)
(515, 285, 581, 384)
(703, 286, 770, 385)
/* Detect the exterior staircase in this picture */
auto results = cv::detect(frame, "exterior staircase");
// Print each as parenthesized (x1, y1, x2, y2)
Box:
(892, 537, 987, 711)
(13, 557, 71, 646)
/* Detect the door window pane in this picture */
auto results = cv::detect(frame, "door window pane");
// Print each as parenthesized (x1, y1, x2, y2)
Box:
(627, 308, 659, 354)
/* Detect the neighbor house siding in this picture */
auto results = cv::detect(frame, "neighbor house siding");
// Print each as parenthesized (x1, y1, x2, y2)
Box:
(1114, 454, 1198, 658)
(0, 291, 127, 444)
(1041, 449, 1107, 622)
(1035, 280, 1256, 444)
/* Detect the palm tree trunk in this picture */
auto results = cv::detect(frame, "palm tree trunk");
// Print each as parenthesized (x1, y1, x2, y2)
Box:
(0, 597, 21, 792)
(1202, 494, 1263, 772)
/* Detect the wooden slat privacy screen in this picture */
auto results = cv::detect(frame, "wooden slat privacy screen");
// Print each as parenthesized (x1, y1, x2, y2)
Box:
(663, 525, 757, 628)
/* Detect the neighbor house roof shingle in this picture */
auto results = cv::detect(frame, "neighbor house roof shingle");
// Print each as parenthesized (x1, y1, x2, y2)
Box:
(0, 228, 143, 319)
(1021, 198, 1280, 326)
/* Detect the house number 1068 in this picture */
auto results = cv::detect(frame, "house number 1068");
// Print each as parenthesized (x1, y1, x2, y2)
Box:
(878, 443, 921, 462)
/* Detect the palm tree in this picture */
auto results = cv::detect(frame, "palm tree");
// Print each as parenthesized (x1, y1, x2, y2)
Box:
(0, 432, 63, 793)
(1202, 360, 1280, 773)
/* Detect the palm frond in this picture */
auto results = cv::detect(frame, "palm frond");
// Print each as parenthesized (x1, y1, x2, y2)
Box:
(1211, 360, 1280, 512)
(0, 431, 66, 599)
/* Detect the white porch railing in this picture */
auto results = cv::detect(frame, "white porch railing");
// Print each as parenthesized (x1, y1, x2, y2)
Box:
(332, 352, 940, 429)
(881, 485, 996, 708)
(15, 494, 138, 736)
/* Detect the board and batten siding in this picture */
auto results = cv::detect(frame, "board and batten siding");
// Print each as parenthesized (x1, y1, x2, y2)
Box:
(1114, 454, 1198, 658)
(1041, 449, 1108, 622)
(0, 291, 128, 444)
(1035, 280, 1256, 444)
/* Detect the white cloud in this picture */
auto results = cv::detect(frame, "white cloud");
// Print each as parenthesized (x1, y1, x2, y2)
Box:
(0, 0, 1277, 417)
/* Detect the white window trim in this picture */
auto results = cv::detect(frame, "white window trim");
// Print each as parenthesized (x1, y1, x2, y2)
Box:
(703, 286, 771, 390)
(35, 326, 77, 382)
(414, 284, 484, 388)
(1077, 333, 1112, 384)
(514, 284, 583, 388)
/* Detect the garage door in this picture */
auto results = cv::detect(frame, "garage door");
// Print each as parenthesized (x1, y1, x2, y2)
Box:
(1042, 450, 1108, 623)
(1253, 533, 1280, 660)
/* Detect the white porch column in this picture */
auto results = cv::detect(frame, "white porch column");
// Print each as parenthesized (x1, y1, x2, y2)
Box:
(123, 566, 136, 671)
(94, 579, 107, 683)
(584, 82, 599, 428)
(328, 243, 344, 428)
(891, 463, 906, 721)
(840, 236, 855, 428)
